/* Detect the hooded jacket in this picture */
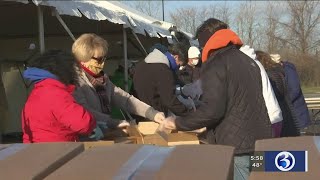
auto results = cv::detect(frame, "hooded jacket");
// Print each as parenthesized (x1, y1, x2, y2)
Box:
(133, 49, 188, 116)
(175, 29, 273, 154)
(22, 68, 96, 143)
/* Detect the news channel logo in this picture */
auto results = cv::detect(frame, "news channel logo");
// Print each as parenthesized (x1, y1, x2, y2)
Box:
(275, 151, 296, 171)
(265, 151, 308, 172)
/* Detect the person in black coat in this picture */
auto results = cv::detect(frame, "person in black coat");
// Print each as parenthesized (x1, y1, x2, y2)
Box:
(256, 51, 300, 137)
(161, 18, 273, 180)
(163, 18, 273, 153)
(133, 43, 190, 117)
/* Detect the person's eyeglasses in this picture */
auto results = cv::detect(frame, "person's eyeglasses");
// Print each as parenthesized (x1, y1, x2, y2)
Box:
(91, 56, 107, 63)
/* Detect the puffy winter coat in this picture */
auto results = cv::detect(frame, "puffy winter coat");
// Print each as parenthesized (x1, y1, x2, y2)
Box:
(22, 68, 96, 143)
(283, 61, 311, 128)
(267, 66, 300, 137)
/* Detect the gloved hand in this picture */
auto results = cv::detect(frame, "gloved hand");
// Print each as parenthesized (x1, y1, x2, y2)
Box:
(118, 120, 130, 128)
(89, 125, 105, 140)
(117, 120, 130, 134)
(161, 116, 177, 130)
(154, 112, 166, 124)
(193, 99, 203, 108)
(181, 80, 202, 100)
(175, 85, 182, 95)
(177, 95, 196, 112)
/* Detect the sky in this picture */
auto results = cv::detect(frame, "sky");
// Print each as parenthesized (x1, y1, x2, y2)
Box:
(164, 0, 240, 12)
(155, 0, 242, 21)
(122, 0, 244, 21)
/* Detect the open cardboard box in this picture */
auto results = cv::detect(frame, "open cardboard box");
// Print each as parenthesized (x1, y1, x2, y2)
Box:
(126, 121, 200, 146)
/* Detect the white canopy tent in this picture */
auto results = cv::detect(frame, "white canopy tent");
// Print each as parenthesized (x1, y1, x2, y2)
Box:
(0, 0, 194, 134)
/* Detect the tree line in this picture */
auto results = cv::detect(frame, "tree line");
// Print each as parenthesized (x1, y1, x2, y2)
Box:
(127, 1, 320, 87)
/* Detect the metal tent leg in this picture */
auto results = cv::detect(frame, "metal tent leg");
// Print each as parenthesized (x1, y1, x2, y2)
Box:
(123, 26, 129, 92)
(131, 30, 147, 56)
(53, 8, 76, 41)
(37, 6, 45, 54)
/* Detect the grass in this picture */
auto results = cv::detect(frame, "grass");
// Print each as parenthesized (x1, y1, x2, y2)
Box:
(302, 86, 320, 94)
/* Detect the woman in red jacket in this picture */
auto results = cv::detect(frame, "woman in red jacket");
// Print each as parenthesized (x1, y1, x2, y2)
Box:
(22, 50, 96, 143)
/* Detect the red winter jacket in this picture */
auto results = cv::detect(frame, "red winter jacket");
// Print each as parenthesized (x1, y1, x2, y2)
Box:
(22, 79, 96, 143)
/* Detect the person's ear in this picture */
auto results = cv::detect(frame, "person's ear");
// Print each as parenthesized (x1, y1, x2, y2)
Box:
(173, 55, 179, 62)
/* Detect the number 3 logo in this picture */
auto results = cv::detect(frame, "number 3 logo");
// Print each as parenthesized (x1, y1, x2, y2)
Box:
(275, 151, 296, 171)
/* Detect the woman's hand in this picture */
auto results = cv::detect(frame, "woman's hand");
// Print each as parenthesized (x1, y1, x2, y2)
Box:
(153, 112, 166, 124)
(161, 116, 177, 130)
(117, 120, 130, 128)
(118, 120, 130, 134)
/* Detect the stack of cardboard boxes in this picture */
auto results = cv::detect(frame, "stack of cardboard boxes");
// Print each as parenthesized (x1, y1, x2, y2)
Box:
(1, 130, 318, 179)
(0, 143, 235, 179)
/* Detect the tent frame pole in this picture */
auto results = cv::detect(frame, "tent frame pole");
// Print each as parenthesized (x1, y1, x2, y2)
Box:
(53, 8, 76, 41)
(37, 6, 45, 54)
(131, 30, 147, 56)
(123, 26, 129, 92)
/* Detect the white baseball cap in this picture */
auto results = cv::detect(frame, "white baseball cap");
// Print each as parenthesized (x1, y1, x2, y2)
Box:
(188, 46, 200, 59)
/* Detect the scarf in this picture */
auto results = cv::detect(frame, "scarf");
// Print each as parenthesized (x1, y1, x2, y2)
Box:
(83, 66, 111, 114)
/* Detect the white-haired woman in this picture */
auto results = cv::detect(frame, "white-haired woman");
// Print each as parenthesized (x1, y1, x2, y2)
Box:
(72, 33, 165, 140)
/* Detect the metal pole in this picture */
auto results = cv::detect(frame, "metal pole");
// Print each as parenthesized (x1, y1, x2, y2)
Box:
(37, 6, 45, 54)
(162, 0, 165, 21)
(131, 30, 148, 56)
(123, 26, 129, 92)
(53, 9, 76, 41)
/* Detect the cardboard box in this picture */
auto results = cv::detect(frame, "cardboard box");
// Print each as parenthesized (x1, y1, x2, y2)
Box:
(0, 142, 84, 180)
(46, 144, 235, 180)
(127, 122, 200, 146)
(138, 121, 160, 135)
(83, 141, 114, 150)
(249, 136, 320, 180)
(0, 143, 10, 151)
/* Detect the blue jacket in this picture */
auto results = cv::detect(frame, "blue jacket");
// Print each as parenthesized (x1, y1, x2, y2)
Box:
(283, 62, 311, 128)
